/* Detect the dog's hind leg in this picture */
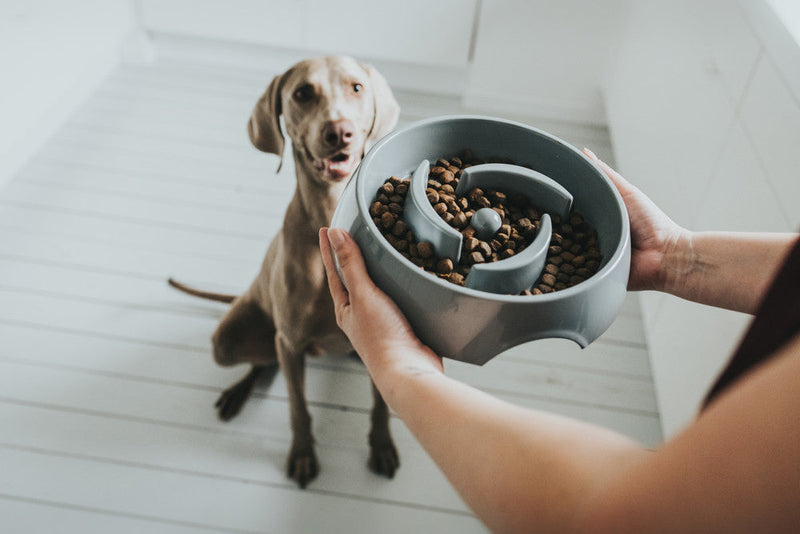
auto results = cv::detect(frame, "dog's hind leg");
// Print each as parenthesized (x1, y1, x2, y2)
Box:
(276, 334, 318, 488)
(211, 297, 278, 420)
(368, 380, 399, 477)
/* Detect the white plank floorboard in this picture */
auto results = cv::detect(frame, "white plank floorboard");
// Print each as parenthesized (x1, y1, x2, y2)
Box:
(0, 53, 659, 533)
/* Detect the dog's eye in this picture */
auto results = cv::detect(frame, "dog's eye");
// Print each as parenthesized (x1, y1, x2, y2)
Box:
(293, 84, 314, 103)
(352, 83, 363, 94)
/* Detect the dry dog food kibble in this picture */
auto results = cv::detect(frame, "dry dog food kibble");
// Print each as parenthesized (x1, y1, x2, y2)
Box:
(370, 150, 603, 295)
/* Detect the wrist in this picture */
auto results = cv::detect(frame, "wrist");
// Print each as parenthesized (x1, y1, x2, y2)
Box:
(660, 227, 696, 296)
(364, 345, 443, 406)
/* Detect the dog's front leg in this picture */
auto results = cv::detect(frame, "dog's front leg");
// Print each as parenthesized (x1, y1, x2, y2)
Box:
(276, 334, 318, 488)
(368, 380, 399, 477)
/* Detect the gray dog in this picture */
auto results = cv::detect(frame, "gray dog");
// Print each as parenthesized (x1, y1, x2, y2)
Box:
(170, 56, 400, 488)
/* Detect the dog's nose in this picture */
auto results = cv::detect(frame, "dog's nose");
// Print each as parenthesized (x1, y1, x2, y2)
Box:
(322, 119, 355, 148)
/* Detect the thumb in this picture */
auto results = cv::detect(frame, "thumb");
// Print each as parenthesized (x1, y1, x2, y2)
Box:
(328, 227, 373, 298)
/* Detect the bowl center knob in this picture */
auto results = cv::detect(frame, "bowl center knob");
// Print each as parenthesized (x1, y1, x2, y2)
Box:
(471, 207, 502, 240)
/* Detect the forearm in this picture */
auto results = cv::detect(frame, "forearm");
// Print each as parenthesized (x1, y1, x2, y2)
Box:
(663, 231, 797, 314)
(371, 353, 649, 533)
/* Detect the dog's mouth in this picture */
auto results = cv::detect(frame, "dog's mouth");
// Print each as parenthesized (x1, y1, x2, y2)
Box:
(315, 151, 358, 181)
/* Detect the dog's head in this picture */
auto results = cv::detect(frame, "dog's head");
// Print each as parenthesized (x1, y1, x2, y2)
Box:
(248, 56, 399, 184)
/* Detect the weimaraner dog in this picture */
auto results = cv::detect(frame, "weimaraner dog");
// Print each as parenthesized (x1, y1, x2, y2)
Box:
(169, 56, 400, 488)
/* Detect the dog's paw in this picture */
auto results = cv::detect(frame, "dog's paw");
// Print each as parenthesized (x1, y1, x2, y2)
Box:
(287, 446, 319, 489)
(368, 441, 400, 478)
(214, 382, 251, 421)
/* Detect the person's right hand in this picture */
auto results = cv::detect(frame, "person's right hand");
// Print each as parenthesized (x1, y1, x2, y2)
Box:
(584, 149, 687, 292)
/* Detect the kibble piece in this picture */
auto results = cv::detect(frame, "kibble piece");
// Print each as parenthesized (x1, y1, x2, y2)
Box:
(416, 241, 434, 259)
(452, 212, 468, 228)
(391, 220, 409, 237)
(560, 263, 576, 275)
(468, 251, 485, 264)
(369, 201, 385, 217)
(468, 188, 484, 202)
(448, 272, 465, 285)
(388, 202, 403, 214)
(427, 188, 440, 204)
(433, 202, 448, 215)
(500, 248, 515, 259)
(436, 258, 454, 274)
(430, 166, 446, 176)
(545, 263, 559, 275)
(477, 241, 492, 258)
(380, 212, 395, 229)
(441, 170, 455, 183)
(393, 239, 408, 252)
(542, 273, 557, 286)
(464, 237, 480, 252)
(379, 182, 394, 195)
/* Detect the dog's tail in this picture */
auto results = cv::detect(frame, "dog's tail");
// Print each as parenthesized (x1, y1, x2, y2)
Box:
(167, 278, 237, 304)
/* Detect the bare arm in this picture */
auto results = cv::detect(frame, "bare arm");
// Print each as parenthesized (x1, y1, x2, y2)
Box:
(585, 150, 797, 314)
(320, 227, 800, 533)
(663, 231, 796, 314)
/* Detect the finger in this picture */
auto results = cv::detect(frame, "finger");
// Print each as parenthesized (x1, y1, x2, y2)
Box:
(319, 228, 350, 308)
(327, 227, 375, 300)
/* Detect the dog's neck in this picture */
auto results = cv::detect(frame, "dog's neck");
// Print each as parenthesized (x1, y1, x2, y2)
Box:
(290, 151, 351, 233)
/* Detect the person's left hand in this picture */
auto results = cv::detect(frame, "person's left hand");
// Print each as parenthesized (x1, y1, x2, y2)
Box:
(319, 227, 443, 379)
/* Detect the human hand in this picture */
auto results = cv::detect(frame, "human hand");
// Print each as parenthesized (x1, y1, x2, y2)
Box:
(584, 149, 688, 292)
(319, 227, 443, 380)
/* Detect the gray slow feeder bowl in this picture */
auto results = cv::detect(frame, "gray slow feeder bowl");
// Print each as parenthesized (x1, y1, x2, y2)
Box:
(330, 115, 630, 365)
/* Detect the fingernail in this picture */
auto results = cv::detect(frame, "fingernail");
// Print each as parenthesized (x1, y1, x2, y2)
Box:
(583, 147, 597, 159)
(328, 227, 346, 250)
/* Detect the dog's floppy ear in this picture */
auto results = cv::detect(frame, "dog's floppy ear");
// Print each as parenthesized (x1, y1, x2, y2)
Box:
(362, 63, 400, 149)
(248, 73, 286, 170)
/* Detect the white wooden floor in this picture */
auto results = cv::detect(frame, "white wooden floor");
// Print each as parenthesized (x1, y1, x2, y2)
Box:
(0, 54, 661, 533)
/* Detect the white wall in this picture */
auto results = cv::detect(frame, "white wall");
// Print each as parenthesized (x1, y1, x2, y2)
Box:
(0, 0, 135, 188)
(139, 0, 477, 69)
(465, 0, 631, 125)
(138, 0, 630, 126)
(604, 0, 799, 436)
